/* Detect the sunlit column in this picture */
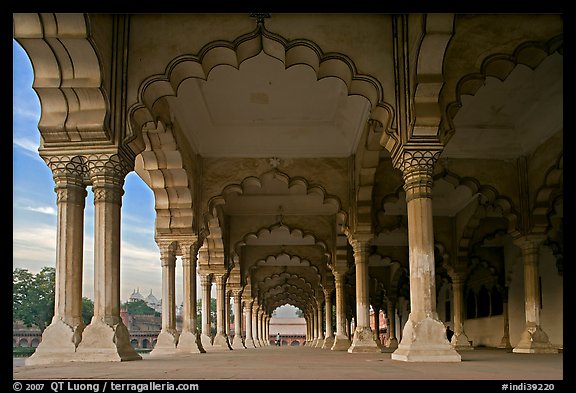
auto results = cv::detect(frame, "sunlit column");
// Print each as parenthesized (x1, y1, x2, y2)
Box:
(177, 240, 205, 353)
(27, 164, 87, 365)
(212, 274, 232, 350)
(200, 273, 213, 349)
(150, 241, 179, 355)
(348, 237, 380, 353)
(322, 287, 334, 349)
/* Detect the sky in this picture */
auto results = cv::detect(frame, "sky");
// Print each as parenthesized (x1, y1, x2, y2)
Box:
(12, 39, 298, 318)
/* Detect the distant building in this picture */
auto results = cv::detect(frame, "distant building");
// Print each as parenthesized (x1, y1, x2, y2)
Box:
(268, 317, 306, 346)
(129, 288, 162, 314)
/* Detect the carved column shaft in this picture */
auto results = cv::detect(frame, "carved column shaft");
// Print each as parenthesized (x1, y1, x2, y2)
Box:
(54, 175, 86, 327)
(90, 170, 126, 324)
(252, 302, 260, 344)
(159, 245, 177, 331)
(324, 289, 334, 337)
(351, 239, 371, 328)
(233, 291, 243, 340)
(403, 164, 437, 318)
(518, 240, 542, 325)
(214, 275, 227, 335)
(200, 274, 212, 336)
(387, 301, 396, 341)
(334, 272, 347, 336)
(452, 275, 465, 336)
(180, 242, 198, 333)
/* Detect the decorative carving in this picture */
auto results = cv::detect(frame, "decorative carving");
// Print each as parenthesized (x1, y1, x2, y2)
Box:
(394, 149, 442, 201)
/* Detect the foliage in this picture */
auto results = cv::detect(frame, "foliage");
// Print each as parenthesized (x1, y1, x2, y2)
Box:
(13, 267, 55, 332)
(122, 299, 159, 316)
(82, 297, 94, 325)
(296, 308, 304, 318)
(13, 267, 96, 330)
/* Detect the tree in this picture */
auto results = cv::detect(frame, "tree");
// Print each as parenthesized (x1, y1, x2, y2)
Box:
(295, 308, 304, 318)
(82, 297, 94, 325)
(122, 299, 159, 316)
(13, 267, 55, 332)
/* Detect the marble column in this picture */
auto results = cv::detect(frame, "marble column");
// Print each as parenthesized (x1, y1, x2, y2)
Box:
(77, 155, 140, 361)
(497, 287, 513, 349)
(244, 299, 256, 348)
(386, 300, 399, 350)
(451, 273, 473, 350)
(331, 271, 351, 351)
(258, 306, 266, 346)
(322, 288, 335, 349)
(150, 242, 180, 356)
(372, 305, 383, 349)
(513, 237, 557, 353)
(391, 151, 460, 362)
(212, 274, 232, 350)
(348, 238, 380, 353)
(200, 273, 213, 349)
(27, 168, 87, 365)
(177, 240, 205, 353)
(231, 290, 246, 349)
(315, 300, 325, 348)
(264, 314, 270, 345)
(225, 291, 231, 341)
(311, 306, 319, 347)
(252, 302, 261, 347)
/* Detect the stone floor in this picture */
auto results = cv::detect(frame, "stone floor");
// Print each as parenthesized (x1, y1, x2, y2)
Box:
(13, 345, 566, 387)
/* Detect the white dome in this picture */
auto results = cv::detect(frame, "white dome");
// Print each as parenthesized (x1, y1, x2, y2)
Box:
(145, 289, 159, 305)
(129, 288, 145, 301)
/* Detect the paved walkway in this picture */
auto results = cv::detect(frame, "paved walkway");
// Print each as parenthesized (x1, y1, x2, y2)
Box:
(13, 346, 566, 387)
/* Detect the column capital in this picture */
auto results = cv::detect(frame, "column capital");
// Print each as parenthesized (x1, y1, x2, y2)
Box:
(513, 234, 547, 252)
(86, 153, 133, 182)
(393, 148, 442, 201)
(350, 236, 372, 256)
(43, 154, 88, 184)
(199, 273, 212, 286)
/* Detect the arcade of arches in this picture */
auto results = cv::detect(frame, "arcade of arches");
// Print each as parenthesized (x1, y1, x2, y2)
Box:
(13, 13, 563, 365)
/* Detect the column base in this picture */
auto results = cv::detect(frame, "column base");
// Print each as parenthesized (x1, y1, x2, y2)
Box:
(315, 338, 325, 348)
(311, 338, 318, 347)
(211, 333, 232, 350)
(244, 338, 257, 348)
(453, 332, 474, 351)
(76, 318, 141, 362)
(26, 318, 84, 365)
(391, 317, 461, 362)
(382, 337, 399, 352)
(331, 334, 351, 351)
(322, 336, 334, 349)
(231, 336, 246, 349)
(200, 333, 213, 350)
(513, 326, 558, 354)
(348, 326, 381, 353)
(149, 329, 180, 356)
(177, 331, 206, 354)
(497, 335, 513, 350)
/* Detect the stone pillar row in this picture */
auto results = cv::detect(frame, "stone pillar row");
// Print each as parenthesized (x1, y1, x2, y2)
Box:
(28, 154, 140, 365)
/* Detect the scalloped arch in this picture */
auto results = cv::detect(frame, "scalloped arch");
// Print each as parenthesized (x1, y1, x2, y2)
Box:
(127, 23, 395, 144)
(442, 36, 563, 143)
(207, 170, 347, 230)
(532, 154, 563, 235)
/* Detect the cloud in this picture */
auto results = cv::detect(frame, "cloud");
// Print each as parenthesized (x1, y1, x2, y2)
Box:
(13, 104, 40, 122)
(24, 205, 56, 215)
(12, 224, 57, 266)
(13, 136, 39, 154)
